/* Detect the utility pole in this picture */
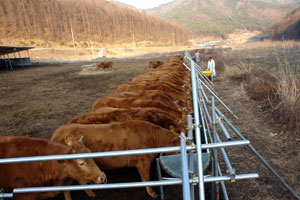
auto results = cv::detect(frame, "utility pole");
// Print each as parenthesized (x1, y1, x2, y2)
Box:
(71, 24, 76, 50)
(132, 33, 136, 47)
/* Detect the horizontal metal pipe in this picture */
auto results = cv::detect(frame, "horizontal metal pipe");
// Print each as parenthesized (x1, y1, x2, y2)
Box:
(197, 78, 238, 119)
(216, 113, 231, 141)
(12, 173, 259, 194)
(215, 107, 300, 200)
(201, 140, 249, 149)
(0, 193, 13, 198)
(204, 173, 259, 182)
(14, 179, 183, 193)
(0, 140, 248, 165)
(0, 146, 183, 164)
(183, 63, 191, 72)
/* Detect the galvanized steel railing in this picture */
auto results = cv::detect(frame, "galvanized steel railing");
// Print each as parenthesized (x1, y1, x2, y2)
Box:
(184, 51, 259, 200)
(184, 50, 299, 200)
(4, 50, 296, 200)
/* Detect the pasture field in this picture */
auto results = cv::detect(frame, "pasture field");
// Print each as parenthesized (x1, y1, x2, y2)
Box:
(230, 41, 300, 72)
(0, 52, 299, 199)
(225, 42, 300, 134)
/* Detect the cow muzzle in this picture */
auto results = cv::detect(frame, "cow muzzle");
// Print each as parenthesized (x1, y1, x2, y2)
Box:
(95, 174, 107, 184)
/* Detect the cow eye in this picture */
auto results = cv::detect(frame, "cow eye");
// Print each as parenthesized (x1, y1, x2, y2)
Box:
(79, 161, 86, 166)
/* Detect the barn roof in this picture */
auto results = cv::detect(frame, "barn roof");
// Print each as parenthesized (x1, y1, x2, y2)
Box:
(0, 46, 34, 56)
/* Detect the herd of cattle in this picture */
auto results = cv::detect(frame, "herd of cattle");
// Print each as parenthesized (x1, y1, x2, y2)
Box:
(0, 55, 194, 200)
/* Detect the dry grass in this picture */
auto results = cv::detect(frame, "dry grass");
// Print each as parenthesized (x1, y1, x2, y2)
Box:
(224, 41, 300, 135)
(228, 41, 300, 74)
(272, 62, 300, 131)
(234, 40, 300, 50)
(224, 53, 300, 135)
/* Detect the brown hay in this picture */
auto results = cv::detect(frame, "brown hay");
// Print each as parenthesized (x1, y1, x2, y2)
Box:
(224, 60, 300, 135)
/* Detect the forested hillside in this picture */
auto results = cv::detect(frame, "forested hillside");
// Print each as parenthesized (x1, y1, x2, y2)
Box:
(0, 0, 191, 46)
(268, 7, 300, 40)
(149, 0, 296, 38)
(262, 0, 300, 4)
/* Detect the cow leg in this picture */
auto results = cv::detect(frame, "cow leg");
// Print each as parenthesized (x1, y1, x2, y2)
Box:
(63, 191, 72, 200)
(61, 179, 73, 200)
(15, 193, 39, 200)
(78, 181, 97, 197)
(136, 156, 157, 198)
(37, 191, 60, 199)
(63, 180, 95, 199)
(84, 190, 96, 197)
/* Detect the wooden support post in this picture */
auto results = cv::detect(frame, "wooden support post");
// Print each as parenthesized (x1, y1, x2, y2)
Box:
(6, 54, 13, 70)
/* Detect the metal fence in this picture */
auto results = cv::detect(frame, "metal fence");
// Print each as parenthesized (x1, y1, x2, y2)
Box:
(1, 50, 297, 200)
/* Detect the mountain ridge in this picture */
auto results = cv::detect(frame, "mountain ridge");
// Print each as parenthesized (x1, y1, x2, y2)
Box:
(268, 6, 300, 40)
(148, 0, 297, 38)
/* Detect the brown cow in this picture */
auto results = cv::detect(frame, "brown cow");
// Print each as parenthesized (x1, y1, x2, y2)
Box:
(0, 136, 106, 200)
(114, 82, 187, 102)
(51, 120, 181, 198)
(97, 61, 114, 71)
(69, 107, 186, 133)
(92, 97, 183, 119)
(167, 55, 184, 64)
(132, 75, 186, 86)
(148, 60, 165, 68)
(109, 90, 186, 112)
(110, 90, 176, 102)
(127, 80, 189, 94)
(144, 70, 188, 82)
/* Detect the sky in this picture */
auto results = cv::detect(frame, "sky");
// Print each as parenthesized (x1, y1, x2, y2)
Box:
(114, 0, 175, 9)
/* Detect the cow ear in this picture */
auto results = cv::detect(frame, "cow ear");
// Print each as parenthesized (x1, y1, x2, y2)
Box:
(64, 135, 75, 146)
(78, 136, 84, 144)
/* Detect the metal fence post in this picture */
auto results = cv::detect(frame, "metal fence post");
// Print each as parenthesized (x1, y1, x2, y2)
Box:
(190, 59, 206, 200)
(181, 132, 191, 200)
(212, 96, 220, 200)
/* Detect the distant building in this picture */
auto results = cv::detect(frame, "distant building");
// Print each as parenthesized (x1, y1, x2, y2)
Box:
(0, 46, 34, 70)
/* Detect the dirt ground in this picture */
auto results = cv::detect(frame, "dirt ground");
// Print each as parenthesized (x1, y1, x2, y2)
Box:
(0, 54, 299, 200)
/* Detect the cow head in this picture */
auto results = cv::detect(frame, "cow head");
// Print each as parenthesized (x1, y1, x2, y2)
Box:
(165, 135, 181, 156)
(176, 99, 187, 107)
(62, 135, 107, 185)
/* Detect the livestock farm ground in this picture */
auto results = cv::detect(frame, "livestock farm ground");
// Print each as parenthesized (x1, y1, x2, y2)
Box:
(0, 55, 299, 200)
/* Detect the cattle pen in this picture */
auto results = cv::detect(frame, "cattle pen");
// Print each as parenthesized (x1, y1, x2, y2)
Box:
(0, 52, 299, 200)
